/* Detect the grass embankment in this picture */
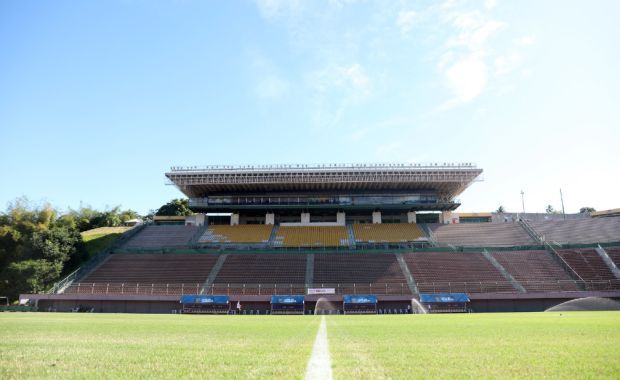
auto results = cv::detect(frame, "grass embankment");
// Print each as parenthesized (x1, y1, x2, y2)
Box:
(81, 227, 131, 257)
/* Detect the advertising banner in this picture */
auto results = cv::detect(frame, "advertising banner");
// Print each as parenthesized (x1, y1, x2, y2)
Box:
(179, 295, 230, 305)
(342, 295, 378, 304)
(419, 293, 470, 303)
(270, 295, 305, 305)
(307, 288, 336, 295)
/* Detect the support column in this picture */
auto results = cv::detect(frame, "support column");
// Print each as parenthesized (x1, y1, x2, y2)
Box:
(265, 213, 275, 225)
(440, 211, 453, 224)
(372, 211, 382, 224)
(301, 212, 310, 224)
(407, 211, 417, 224)
(230, 213, 240, 226)
(336, 211, 346, 226)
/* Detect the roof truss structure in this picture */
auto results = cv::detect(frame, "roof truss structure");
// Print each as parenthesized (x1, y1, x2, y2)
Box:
(166, 163, 483, 201)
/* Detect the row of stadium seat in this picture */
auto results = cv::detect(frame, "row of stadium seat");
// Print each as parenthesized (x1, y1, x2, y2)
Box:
(558, 249, 616, 282)
(123, 218, 620, 249)
(404, 252, 515, 293)
(492, 251, 577, 292)
(352, 223, 424, 243)
(429, 223, 535, 246)
(530, 218, 620, 244)
(66, 249, 620, 295)
(197, 224, 425, 246)
(200, 224, 273, 244)
(273, 226, 349, 247)
(123, 225, 200, 248)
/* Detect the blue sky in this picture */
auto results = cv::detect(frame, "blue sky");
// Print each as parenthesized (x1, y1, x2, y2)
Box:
(1, 0, 619, 215)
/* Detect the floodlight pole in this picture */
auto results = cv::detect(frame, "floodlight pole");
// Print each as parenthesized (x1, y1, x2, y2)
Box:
(560, 188, 566, 220)
(520, 190, 525, 216)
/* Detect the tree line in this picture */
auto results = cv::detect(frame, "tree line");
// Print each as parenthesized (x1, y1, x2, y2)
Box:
(0, 197, 190, 302)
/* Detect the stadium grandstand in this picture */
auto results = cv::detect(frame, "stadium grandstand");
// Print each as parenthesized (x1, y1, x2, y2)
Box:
(22, 163, 620, 314)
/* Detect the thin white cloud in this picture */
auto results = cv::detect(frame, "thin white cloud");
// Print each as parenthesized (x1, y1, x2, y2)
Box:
(312, 63, 371, 96)
(255, 75, 290, 100)
(341, 63, 370, 93)
(254, 0, 302, 19)
(249, 50, 290, 101)
(375, 142, 403, 159)
(308, 62, 372, 128)
(484, 0, 497, 10)
(445, 54, 487, 102)
(514, 35, 536, 46)
(397, 10, 418, 34)
(351, 127, 370, 142)
(447, 11, 505, 50)
(494, 52, 522, 76)
(434, 4, 508, 108)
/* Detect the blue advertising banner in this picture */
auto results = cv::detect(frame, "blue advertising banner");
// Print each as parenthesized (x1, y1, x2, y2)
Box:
(270, 295, 305, 305)
(179, 295, 230, 305)
(343, 295, 378, 304)
(419, 293, 470, 303)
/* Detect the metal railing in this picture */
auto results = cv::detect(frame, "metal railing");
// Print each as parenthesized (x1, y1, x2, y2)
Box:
(61, 279, 620, 296)
(169, 162, 478, 172)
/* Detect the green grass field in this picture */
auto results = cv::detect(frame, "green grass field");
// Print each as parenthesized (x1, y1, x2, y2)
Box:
(1, 312, 619, 379)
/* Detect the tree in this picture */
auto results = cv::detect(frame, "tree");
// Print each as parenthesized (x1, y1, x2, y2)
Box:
(580, 207, 596, 214)
(31, 226, 81, 264)
(546, 205, 556, 214)
(0, 198, 86, 301)
(4, 260, 62, 297)
(496, 206, 506, 213)
(155, 199, 193, 216)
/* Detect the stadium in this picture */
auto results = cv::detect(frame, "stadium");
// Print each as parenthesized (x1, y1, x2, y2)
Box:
(4, 2, 620, 378)
(22, 163, 620, 315)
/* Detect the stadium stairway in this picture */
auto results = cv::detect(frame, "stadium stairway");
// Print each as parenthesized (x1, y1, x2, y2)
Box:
(305, 254, 315, 288)
(190, 224, 208, 245)
(543, 243, 586, 290)
(481, 250, 526, 293)
(346, 224, 356, 247)
(395, 253, 419, 294)
(267, 224, 280, 246)
(606, 247, 620, 269)
(595, 246, 620, 279)
(200, 254, 229, 294)
(420, 224, 438, 246)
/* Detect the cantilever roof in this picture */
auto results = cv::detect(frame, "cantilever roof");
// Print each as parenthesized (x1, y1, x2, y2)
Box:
(165, 163, 483, 199)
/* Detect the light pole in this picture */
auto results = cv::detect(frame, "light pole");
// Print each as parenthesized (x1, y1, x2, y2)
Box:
(520, 190, 525, 215)
(560, 188, 566, 220)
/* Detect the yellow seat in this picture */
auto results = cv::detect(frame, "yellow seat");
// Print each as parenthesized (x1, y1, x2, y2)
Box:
(352, 223, 423, 243)
(200, 225, 273, 243)
(275, 226, 349, 247)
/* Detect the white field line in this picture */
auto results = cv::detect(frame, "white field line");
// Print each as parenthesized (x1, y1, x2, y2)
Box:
(304, 316, 333, 380)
